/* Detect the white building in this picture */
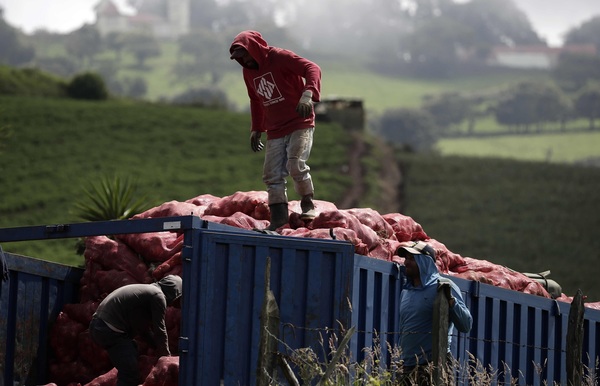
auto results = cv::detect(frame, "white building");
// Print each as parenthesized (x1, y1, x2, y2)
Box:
(94, 0, 190, 40)
(487, 44, 597, 69)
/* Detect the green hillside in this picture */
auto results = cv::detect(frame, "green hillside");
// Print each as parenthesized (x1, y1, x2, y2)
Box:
(397, 153, 600, 302)
(0, 95, 353, 264)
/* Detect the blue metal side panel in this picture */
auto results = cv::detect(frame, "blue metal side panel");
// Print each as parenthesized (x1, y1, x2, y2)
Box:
(0, 252, 82, 386)
(584, 313, 600, 380)
(180, 230, 355, 386)
(201, 220, 257, 234)
(452, 277, 600, 385)
(178, 227, 202, 386)
(349, 254, 401, 366)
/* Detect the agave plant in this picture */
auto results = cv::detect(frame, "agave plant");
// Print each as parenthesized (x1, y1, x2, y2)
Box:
(72, 174, 152, 222)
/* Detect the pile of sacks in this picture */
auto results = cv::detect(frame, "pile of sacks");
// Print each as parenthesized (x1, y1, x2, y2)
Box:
(43, 190, 591, 385)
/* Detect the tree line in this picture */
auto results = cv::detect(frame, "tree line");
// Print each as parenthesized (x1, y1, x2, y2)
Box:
(376, 74, 600, 151)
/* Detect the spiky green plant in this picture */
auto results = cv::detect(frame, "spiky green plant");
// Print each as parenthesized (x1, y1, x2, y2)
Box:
(71, 175, 153, 255)
(72, 174, 151, 221)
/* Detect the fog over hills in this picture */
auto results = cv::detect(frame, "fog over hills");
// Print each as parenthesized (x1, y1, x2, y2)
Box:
(1, 0, 600, 47)
(512, 0, 600, 46)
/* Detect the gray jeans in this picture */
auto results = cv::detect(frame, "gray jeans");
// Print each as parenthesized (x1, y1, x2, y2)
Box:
(262, 127, 314, 205)
(89, 317, 140, 386)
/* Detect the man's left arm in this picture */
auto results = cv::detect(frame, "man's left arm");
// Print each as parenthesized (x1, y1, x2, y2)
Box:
(300, 58, 321, 101)
(286, 54, 321, 118)
(448, 284, 473, 333)
(281, 50, 322, 101)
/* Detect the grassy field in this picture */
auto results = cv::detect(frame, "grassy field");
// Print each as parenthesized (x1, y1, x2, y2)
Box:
(397, 153, 600, 302)
(438, 131, 600, 164)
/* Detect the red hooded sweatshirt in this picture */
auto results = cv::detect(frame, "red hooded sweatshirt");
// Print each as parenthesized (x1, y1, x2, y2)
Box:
(230, 30, 322, 140)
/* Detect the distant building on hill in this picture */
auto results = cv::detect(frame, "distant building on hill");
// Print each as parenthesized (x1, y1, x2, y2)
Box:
(94, 0, 190, 40)
(487, 44, 597, 69)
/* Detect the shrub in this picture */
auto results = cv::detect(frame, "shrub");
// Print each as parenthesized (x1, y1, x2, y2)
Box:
(67, 72, 108, 100)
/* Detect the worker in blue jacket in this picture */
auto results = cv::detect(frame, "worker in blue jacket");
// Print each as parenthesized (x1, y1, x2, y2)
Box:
(397, 241, 472, 385)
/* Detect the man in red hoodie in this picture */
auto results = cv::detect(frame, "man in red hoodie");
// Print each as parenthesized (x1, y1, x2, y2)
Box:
(229, 30, 322, 231)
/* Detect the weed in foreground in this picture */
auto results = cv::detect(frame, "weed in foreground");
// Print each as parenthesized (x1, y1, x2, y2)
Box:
(272, 332, 598, 386)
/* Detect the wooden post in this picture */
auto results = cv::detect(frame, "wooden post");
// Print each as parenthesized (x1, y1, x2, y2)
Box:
(256, 257, 281, 386)
(566, 289, 584, 386)
(432, 282, 450, 386)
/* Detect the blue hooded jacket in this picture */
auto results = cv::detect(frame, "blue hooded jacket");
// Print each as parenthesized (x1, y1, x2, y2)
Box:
(398, 253, 472, 366)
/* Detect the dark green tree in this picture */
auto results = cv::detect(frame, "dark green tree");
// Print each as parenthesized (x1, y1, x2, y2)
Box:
(492, 81, 570, 131)
(369, 0, 542, 77)
(67, 72, 109, 100)
(402, 17, 475, 78)
(574, 81, 600, 130)
(422, 92, 471, 132)
(564, 16, 600, 52)
(552, 53, 600, 92)
(534, 83, 573, 130)
(376, 107, 438, 151)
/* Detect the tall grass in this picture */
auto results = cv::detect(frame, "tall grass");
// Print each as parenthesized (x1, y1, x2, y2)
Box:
(277, 328, 599, 385)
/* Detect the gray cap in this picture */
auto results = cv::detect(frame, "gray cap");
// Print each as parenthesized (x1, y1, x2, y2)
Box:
(157, 275, 182, 303)
(397, 241, 436, 260)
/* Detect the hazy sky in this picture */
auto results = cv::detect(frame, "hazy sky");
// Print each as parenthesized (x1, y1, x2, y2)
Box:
(0, 0, 134, 34)
(1, 0, 599, 46)
(512, 0, 600, 46)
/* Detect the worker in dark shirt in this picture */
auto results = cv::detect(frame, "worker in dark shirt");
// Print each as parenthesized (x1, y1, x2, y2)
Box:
(89, 275, 182, 386)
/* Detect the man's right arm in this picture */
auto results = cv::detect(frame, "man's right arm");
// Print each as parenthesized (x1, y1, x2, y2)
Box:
(150, 295, 171, 357)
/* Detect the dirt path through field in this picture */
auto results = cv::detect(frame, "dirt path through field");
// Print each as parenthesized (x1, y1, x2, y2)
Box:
(337, 133, 402, 213)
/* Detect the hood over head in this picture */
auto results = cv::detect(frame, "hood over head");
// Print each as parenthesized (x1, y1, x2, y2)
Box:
(397, 241, 439, 287)
(229, 30, 269, 68)
(157, 275, 182, 303)
(413, 253, 440, 287)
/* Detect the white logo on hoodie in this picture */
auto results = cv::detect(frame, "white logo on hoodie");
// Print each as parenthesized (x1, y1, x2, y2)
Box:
(254, 72, 284, 106)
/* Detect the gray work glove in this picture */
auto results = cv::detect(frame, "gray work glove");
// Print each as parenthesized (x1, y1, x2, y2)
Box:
(296, 90, 313, 118)
(250, 131, 264, 152)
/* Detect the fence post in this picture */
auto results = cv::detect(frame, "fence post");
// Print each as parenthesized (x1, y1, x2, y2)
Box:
(432, 282, 450, 386)
(566, 289, 584, 386)
(256, 257, 280, 386)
